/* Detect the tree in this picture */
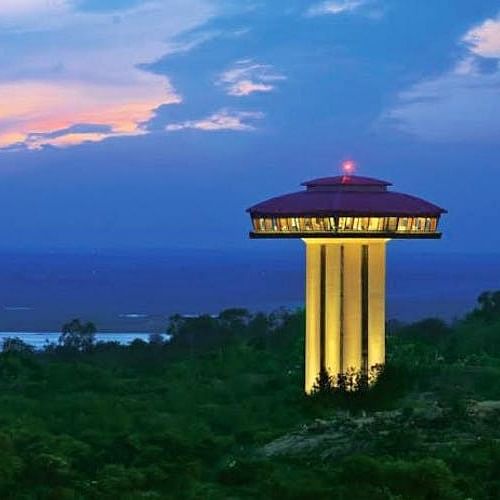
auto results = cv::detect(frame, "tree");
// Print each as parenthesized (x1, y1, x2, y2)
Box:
(1, 337, 34, 354)
(59, 319, 97, 352)
(148, 333, 164, 345)
(469, 291, 500, 322)
(218, 308, 251, 332)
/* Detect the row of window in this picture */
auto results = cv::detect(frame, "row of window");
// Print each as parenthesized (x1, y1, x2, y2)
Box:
(252, 216, 438, 233)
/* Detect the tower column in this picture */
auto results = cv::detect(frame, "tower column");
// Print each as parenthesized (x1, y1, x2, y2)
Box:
(342, 243, 362, 373)
(324, 244, 342, 378)
(368, 240, 386, 372)
(304, 242, 321, 394)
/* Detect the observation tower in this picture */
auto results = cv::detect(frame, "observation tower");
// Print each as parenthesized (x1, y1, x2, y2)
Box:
(247, 163, 446, 393)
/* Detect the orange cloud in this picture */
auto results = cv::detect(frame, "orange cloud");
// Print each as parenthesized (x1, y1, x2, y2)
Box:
(0, 79, 181, 149)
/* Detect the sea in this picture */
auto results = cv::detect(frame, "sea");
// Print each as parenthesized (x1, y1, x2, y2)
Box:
(0, 248, 498, 348)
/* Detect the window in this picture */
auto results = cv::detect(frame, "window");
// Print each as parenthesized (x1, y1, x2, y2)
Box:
(289, 217, 299, 231)
(398, 218, 409, 231)
(413, 217, 426, 232)
(278, 218, 288, 231)
(368, 217, 379, 231)
(344, 217, 353, 230)
(387, 217, 398, 231)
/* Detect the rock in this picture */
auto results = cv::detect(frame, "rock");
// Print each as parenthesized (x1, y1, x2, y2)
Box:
(470, 400, 500, 416)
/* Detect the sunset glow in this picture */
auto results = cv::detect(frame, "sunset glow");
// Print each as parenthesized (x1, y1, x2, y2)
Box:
(0, 79, 180, 149)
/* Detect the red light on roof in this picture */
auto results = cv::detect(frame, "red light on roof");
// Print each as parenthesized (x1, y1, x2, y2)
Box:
(342, 160, 356, 175)
(341, 160, 356, 183)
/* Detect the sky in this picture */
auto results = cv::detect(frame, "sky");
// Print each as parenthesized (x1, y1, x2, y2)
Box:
(0, 0, 499, 253)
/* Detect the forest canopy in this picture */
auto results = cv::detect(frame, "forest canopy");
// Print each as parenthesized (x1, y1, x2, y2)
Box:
(0, 293, 499, 498)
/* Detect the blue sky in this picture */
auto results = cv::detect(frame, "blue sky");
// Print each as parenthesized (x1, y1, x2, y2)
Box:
(0, 0, 499, 253)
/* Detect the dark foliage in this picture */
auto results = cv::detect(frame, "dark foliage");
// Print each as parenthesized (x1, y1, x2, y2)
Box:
(0, 293, 499, 497)
(58, 318, 97, 352)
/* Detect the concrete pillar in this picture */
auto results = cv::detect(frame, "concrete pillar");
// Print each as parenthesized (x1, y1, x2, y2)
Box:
(324, 244, 342, 379)
(368, 241, 386, 372)
(342, 243, 362, 373)
(304, 242, 321, 394)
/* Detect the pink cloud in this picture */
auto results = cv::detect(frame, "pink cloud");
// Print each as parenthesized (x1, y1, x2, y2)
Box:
(0, 79, 181, 149)
(464, 17, 500, 59)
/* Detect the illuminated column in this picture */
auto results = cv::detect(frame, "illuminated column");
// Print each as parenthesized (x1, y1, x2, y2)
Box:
(304, 238, 387, 393)
(368, 240, 387, 372)
(324, 244, 341, 378)
(342, 243, 362, 373)
(304, 242, 321, 394)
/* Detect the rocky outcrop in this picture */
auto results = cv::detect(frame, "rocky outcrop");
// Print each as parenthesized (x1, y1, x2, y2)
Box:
(260, 399, 500, 460)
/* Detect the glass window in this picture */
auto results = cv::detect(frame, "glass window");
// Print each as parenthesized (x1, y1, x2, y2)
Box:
(311, 217, 321, 231)
(338, 217, 346, 230)
(387, 217, 398, 231)
(430, 218, 437, 231)
(278, 218, 288, 231)
(344, 217, 353, 230)
(398, 218, 409, 231)
(304, 218, 313, 231)
(368, 217, 379, 231)
(416, 217, 426, 231)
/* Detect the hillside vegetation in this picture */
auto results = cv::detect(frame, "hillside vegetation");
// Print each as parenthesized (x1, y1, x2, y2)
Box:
(1, 294, 500, 498)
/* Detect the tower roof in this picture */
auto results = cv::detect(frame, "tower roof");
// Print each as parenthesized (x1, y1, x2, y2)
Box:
(247, 175, 446, 217)
(302, 175, 391, 188)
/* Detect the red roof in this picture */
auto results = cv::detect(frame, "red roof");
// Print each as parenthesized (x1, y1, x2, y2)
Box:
(302, 175, 391, 188)
(247, 175, 447, 217)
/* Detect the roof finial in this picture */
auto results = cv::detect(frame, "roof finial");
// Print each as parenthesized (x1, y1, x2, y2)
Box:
(341, 159, 356, 182)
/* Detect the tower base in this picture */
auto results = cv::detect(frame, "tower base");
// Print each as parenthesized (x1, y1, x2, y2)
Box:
(304, 238, 387, 394)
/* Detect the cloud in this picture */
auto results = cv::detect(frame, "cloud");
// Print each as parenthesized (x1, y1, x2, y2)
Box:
(0, 0, 216, 150)
(166, 109, 264, 132)
(307, 0, 366, 17)
(381, 14, 500, 142)
(0, 0, 68, 16)
(217, 60, 285, 96)
(464, 17, 500, 58)
(0, 79, 181, 149)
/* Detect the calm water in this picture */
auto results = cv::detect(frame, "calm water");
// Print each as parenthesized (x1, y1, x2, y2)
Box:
(0, 332, 153, 350)
(0, 248, 498, 332)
